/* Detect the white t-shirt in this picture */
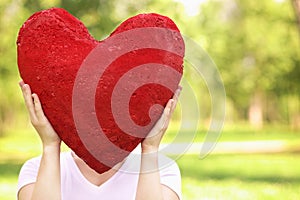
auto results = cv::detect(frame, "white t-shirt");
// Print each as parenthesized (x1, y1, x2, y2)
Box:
(17, 150, 181, 200)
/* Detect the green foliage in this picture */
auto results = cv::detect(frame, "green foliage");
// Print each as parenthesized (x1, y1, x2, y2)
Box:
(0, 0, 300, 132)
(195, 0, 300, 122)
(1, 1, 300, 199)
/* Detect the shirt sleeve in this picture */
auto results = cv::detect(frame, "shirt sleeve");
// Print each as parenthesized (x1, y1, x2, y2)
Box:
(17, 156, 41, 196)
(159, 156, 182, 200)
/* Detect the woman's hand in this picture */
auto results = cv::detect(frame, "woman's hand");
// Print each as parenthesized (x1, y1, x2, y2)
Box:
(19, 80, 62, 200)
(141, 86, 181, 153)
(137, 87, 182, 200)
(19, 80, 61, 148)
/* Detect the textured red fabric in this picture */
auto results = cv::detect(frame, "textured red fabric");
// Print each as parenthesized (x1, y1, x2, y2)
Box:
(17, 8, 184, 174)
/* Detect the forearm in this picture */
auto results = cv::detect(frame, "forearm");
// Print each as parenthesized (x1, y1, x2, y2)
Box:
(31, 145, 61, 200)
(19, 82, 62, 199)
(136, 149, 163, 200)
(136, 88, 181, 200)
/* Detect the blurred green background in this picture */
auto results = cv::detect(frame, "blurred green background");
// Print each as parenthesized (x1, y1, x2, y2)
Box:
(1, 0, 300, 199)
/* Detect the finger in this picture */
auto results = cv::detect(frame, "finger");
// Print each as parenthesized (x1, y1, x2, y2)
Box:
(32, 93, 46, 120)
(19, 80, 25, 87)
(173, 86, 182, 101)
(21, 84, 38, 122)
(165, 99, 174, 115)
(170, 88, 181, 114)
(147, 99, 173, 138)
(159, 99, 174, 129)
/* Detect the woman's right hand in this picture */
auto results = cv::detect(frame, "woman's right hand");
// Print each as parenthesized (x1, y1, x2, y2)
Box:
(19, 80, 61, 148)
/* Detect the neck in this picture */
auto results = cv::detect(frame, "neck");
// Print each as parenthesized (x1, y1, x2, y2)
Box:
(71, 152, 124, 186)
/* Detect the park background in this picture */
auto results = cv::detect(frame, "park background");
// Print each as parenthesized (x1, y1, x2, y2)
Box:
(0, 0, 300, 199)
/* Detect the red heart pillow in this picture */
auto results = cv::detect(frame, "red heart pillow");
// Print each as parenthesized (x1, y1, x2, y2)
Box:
(17, 8, 184, 174)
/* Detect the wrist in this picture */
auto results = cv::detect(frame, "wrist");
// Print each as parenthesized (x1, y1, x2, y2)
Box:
(42, 142, 61, 153)
(140, 149, 159, 173)
(141, 145, 159, 154)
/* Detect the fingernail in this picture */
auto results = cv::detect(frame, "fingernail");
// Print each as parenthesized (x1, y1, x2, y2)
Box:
(170, 99, 174, 107)
(178, 85, 182, 90)
(169, 103, 174, 114)
(19, 80, 24, 87)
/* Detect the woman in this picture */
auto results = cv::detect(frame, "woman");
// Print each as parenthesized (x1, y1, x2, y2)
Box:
(17, 80, 182, 200)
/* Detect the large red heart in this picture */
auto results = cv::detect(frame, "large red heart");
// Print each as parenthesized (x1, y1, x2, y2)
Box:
(17, 8, 184, 173)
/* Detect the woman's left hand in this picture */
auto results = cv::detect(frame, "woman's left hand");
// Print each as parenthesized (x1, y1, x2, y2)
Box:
(141, 87, 181, 153)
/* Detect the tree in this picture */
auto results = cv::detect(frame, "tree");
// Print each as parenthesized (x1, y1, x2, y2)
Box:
(195, 0, 300, 127)
(292, 0, 300, 32)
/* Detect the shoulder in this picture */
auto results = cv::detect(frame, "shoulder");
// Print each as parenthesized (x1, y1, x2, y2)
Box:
(157, 154, 181, 181)
(17, 155, 41, 196)
(158, 154, 181, 174)
(158, 154, 182, 200)
(124, 152, 182, 198)
(17, 152, 71, 192)
(19, 151, 70, 171)
(18, 155, 42, 180)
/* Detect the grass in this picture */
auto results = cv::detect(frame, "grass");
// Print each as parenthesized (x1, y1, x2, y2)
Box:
(162, 122, 300, 143)
(0, 124, 300, 199)
(177, 154, 300, 200)
(0, 159, 22, 200)
(1, 153, 299, 200)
